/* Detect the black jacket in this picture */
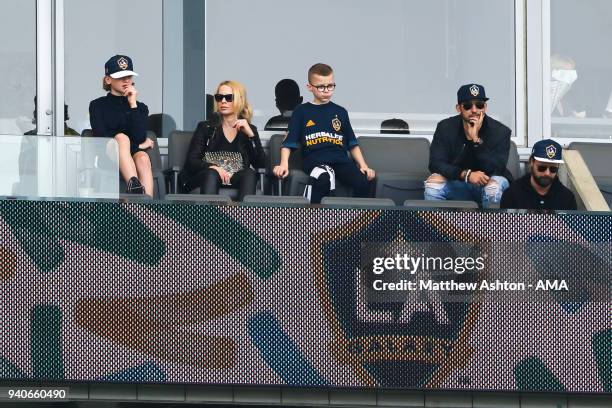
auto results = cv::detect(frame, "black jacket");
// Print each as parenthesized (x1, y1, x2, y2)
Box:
(429, 115, 512, 181)
(89, 93, 149, 150)
(500, 173, 577, 210)
(179, 121, 266, 190)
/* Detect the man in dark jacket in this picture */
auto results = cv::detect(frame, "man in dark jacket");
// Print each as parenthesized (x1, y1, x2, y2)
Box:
(425, 84, 512, 208)
(501, 139, 577, 210)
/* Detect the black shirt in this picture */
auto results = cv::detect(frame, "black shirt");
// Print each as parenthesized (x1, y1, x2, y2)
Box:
(89, 93, 149, 153)
(213, 132, 242, 154)
(500, 173, 577, 210)
(457, 141, 479, 173)
(283, 102, 358, 172)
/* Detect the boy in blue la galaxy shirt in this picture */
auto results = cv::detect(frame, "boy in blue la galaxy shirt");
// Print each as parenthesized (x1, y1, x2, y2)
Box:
(273, 63, 375, 203)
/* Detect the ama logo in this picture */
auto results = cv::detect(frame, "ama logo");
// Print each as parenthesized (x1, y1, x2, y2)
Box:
(313, 211, 486, 388)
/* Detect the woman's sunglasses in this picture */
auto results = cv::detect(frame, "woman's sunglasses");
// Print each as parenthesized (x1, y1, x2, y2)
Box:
(214, 93, 234, 102)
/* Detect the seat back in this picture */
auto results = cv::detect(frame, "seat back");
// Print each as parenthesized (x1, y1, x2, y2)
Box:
(357, 136, 430, 203)
(358, 136, 430, 174)
(145, 131, 163, 171)
(268, 133, 303, 170)
(147, 113, 176, 139)
(507, 140, 521, 180)
(264, 116, 291, 131)
(267, 134, 285, 172)
(168, 131, 194, 170)
(268, 133, 307, 195)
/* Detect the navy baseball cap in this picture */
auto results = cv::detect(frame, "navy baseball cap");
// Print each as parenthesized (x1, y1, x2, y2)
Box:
(104, 55, 139, 79)
(457, 84, 489, 103)
(531, 139, 564, 163)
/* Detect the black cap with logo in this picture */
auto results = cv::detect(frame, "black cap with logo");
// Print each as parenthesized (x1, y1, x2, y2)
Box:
(457, 83, 489, 104)
(104, 55, 139, 79)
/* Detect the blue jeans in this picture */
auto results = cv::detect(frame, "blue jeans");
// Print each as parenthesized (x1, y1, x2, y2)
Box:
(424, 174, 509, 208)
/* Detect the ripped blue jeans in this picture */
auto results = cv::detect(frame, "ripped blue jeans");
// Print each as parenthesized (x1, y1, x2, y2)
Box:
(424, 174, 509, 208)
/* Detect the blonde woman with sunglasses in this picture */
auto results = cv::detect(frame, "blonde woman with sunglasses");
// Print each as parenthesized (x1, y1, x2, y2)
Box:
(179, 80, 265, 200)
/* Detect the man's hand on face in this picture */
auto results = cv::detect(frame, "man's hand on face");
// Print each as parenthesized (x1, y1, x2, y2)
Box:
(123, 84, 138, 108)
(465, 111, 484, 142)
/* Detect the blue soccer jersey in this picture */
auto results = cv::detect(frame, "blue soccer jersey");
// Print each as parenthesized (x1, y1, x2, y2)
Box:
(283, 102, 359, 171)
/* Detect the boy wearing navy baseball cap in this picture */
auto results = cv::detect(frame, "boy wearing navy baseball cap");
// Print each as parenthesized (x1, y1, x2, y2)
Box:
(89, 55, 154, 196)
(501, 139, 577, 210)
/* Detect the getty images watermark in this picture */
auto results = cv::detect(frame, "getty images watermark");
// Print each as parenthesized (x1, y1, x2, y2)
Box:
(360, 242, 610, 303)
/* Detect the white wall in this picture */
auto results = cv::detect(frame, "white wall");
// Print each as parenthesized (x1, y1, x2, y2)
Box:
(64, 0, 163, 133)
(205, 0, 516, 132)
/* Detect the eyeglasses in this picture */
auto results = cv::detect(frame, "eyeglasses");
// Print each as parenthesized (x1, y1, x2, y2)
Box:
(310, 83, 336, 92)
(461, 101, 486, 110)
(214, 93, 234, 102)
(536, 165, 559, 174)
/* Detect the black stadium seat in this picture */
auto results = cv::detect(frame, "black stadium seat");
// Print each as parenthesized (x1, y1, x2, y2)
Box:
(358, 136, 431, 205)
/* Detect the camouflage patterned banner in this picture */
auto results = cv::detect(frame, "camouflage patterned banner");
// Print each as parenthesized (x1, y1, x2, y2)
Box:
(0, 200, 609, 393)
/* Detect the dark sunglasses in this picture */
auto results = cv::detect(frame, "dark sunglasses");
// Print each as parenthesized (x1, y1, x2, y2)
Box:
(214, 93, 234, 102)
(536, 165, 559, 173)
(461, 101, 486, 110)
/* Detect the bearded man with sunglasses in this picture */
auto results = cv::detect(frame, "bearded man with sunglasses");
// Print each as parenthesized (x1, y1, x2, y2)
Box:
(500, 139, 576, 210)
(425, 84, 512, 208)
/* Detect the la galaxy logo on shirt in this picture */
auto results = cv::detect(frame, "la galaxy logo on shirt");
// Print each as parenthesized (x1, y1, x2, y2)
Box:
(117, 57, 129, 71)
(332, 116, 342, 132)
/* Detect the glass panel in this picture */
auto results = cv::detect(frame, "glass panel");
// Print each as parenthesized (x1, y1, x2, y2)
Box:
(64, 0, 163, 136)
(550, 0, 612, 140)
(0, 135, 119, 198)
(204, 0, 516, 136)
(0, 0, 36, 136)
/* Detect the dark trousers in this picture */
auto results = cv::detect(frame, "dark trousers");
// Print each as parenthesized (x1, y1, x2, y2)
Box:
(194, 168, 257, 201)
(307, 162, 371, 204)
